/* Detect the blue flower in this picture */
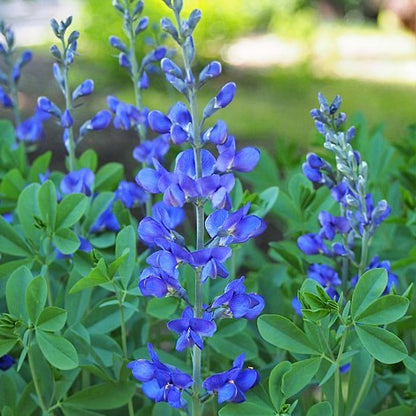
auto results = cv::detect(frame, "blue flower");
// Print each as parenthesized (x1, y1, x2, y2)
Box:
(127, 344, 192, 409)
(0, 86, 13, 108)
(115, 180, 147, 208)
(60, 168, 94, 196)
(90, 205, 120, 233)
(139, 266, 183, 298)
(191, 247, 231, 282)
(167, 306, 216, 351)
(318, 211, 350, 241)
(308, 263, 341, 287)
(132, 134, 170, 165)
(203, 354, 260, 403)
(297, 233, 328, 256)
(212, 277, 265, 319)
(107, 96, 144, 130)
(215, 136, 260, 173)
(72, 79, 94, 101)
(0, 355, 15, 371)
(16, 109, 50, 143)
(205, 204, 266, 246)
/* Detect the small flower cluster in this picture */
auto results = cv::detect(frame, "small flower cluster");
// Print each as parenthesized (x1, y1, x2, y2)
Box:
(38, 17, 111, 167)
(127, 0, 265, 410)
(296, 93, 395, 305)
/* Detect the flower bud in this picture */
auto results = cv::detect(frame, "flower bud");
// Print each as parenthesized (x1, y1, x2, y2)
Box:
(161, 58, 183, 78)
(161, 17, 179, 41)
(61, 109, 73, 128)
(73, 79, 94, 100)
(135, 16, 149, 34)
(109, 35, 127, 52)
(198, 61, 221, 86)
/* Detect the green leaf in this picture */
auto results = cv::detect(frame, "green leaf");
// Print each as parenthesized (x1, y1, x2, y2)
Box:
(0, 120, 15, 146)
(36, 330, 78, 370)
(0, 168, 25, 200)
(28, 151, 52, 182)
(355, 325, 407, 364)
(64, 381, 135, 410)
(147, 296, 178, 320)
(6, 266, 32, 320)
(62, 405, 105, 416)
(38, 180, 57, 231)
(252, 186, 279, 217)
(269, 361, 291, 410)
(77, 149, 98, 171)
(0, 258, 34, 279)
(53, 228, 80, 255)
(56, 193, 88, 230)
(25, 275, 47, 324)
(351, 268, 387, 318)
(37, 307, 67, 331)
(403, 355, 416, 375)
(16, 182, 41, 242)
(345, 350, 374, 416)
(209, 332, 258, 361)
(69, 258, 109, 294)
(0, 338, 18, 356)
(282, 357, 322, 397)
(0, 215, 31, 257)
(355, 295, 409, 325)
(115, 225, 136, 288)
(257, 314, 318, 354)
(94, 163, 124, 192)
(375, 406, 414, 416)
(219, 402, 276, 416)
(84, 192, 114, 231)
(306, 402, 332, 416)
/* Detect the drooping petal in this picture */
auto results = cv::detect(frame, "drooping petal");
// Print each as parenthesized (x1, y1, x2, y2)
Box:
(233, 147, 260, 172)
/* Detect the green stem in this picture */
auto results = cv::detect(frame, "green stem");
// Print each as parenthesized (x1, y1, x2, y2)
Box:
(333, 327, 348, 416)
(119, 291, 135, 416)
(28, 342, 54, 415)
(358, 229, 370, 276)
(348, 357, 374, 415)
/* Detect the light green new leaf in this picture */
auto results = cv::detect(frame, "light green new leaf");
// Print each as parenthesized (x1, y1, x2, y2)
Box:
(56, 193, 88, 230)
(306, 402, 332, 416)
(282, 357, 322, 397)
(36, 330, 78, 370)
(355, 295, 409, 325)
(25, 275, 47, 324)
(69, 258, 109, 294)
(351, 268, 387, 318)
(38, 180, 57, 231)
(355, 325, 407, 364)
(64, 381, 135, 410)
(257, 314, 319, 354)
(269, 361, 291, 410)
(94, 162, 124, 192)
(37, 307, 67, 331)
(6, 266, 32, 320)
(0, 168, 25, 200)
(53, 228, 80, 255)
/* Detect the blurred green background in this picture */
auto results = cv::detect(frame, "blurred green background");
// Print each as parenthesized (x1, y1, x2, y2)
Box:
(2, 0, 416, 171)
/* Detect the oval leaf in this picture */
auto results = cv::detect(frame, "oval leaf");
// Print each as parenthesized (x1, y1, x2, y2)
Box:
(56, 193, 88, 230)
(355, 295, 409, 325)
(64, 382, 135, 410)
(306, 401, 332, 416)
(269, 361, 291, 410)
(351, 268, 387, 318)
(6, 266, 32, 321)
(53, 228, 80, 255)
(25, 275, 47, 324)
(258, 314, 318, 355)
(37, 307, 67, 331)
(282, 357, 322, 397)
(36, 330, 78, 370)
(355, 324, 407, 364)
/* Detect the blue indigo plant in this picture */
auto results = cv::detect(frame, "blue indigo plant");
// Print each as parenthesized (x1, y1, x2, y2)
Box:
(127, 1, 266, 414)
(258, 94, 412, 416)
